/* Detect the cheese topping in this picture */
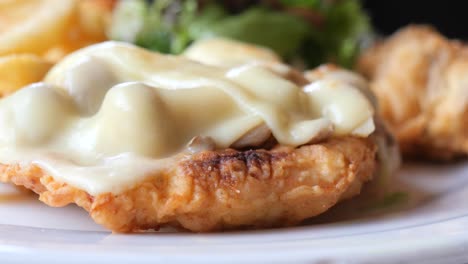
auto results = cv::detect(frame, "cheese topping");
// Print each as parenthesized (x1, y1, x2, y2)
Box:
(184, 38, 281, 67)
(0, 41, 375, 195)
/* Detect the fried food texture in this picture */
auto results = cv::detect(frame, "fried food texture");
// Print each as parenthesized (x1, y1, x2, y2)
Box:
(358, 25, 468, 160)
(0, 33, 387, 232)
(0, 137, 376, 232)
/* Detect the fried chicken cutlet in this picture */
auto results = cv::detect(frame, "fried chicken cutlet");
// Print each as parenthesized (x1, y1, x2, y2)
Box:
(359, 25, 468, 160)
(0, 40, 396, 232)
(1, 137, 376, 232)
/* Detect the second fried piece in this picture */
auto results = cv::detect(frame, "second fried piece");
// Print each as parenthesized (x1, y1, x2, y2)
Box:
(358, 25, 468, 160)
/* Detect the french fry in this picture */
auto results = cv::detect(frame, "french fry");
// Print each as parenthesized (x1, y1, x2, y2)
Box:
(77, 0, 116, 39)
(43, 0, 116, 63)
(0, 0, 76, 56)
(0, 54, 52, 96)
(0, 0, 115, 96)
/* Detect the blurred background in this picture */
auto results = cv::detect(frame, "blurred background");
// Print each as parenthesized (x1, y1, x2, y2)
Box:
(363, 0, 468, 39)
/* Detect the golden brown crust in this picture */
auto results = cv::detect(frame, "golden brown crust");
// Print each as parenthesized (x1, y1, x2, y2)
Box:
(0, 137, 376, 232)
(358, 25, 468, 160)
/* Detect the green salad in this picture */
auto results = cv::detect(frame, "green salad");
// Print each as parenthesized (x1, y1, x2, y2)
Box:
(109, 0, 371, 68)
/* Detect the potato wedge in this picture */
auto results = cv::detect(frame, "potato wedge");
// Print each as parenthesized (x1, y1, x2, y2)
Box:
(0, 0, 76, 56)
(0, 54, 52, 96)
(42, 0, 115, 62)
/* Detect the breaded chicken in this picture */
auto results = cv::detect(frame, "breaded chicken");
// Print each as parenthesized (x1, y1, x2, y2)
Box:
(0, 137, 376, 232)
(358, 25, 468, 160)
(0, 40, 395, 233)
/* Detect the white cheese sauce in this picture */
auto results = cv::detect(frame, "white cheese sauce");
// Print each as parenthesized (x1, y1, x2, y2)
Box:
(0, 41, 375, 195)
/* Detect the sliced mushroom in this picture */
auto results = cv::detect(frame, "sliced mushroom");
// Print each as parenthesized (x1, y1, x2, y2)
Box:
(231, 123, 272, 149)
(187, 136, 216, 153)
(303, 122, 334, 145)
(261, 62, 311, 86)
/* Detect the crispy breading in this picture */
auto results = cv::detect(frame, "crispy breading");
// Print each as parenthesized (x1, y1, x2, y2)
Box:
(358, 25, 468, 160)
(0, 136, 376, 232)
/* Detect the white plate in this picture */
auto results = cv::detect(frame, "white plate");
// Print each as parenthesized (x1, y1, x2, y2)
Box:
(1, 162, 468, 264)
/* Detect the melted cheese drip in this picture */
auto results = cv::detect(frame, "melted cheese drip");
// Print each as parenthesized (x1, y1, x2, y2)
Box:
(0, 41, 375, 195)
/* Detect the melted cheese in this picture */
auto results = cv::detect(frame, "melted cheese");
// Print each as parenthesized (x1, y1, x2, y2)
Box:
(184, 38, 281, 67)
(0, 41, 375, 195)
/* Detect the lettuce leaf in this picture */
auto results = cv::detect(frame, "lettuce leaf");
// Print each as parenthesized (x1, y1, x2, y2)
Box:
(109, 0, 371, 68)
(192, 8, 310, 57)
(135, 0, 198, 54)
(318, 0, 370, 67)
(108, 0, 148, 43)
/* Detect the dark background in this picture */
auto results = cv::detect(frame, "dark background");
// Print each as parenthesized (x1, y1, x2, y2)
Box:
(363, 1, 468, 39)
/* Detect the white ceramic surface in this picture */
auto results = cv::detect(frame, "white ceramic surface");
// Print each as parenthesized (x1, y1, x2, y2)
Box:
(1, 162, 468, 263)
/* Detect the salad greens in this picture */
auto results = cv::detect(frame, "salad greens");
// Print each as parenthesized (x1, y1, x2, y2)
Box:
(192, 8, 309, 58)
(362, 191, 409, 212)
(109, 0, 371, 68)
